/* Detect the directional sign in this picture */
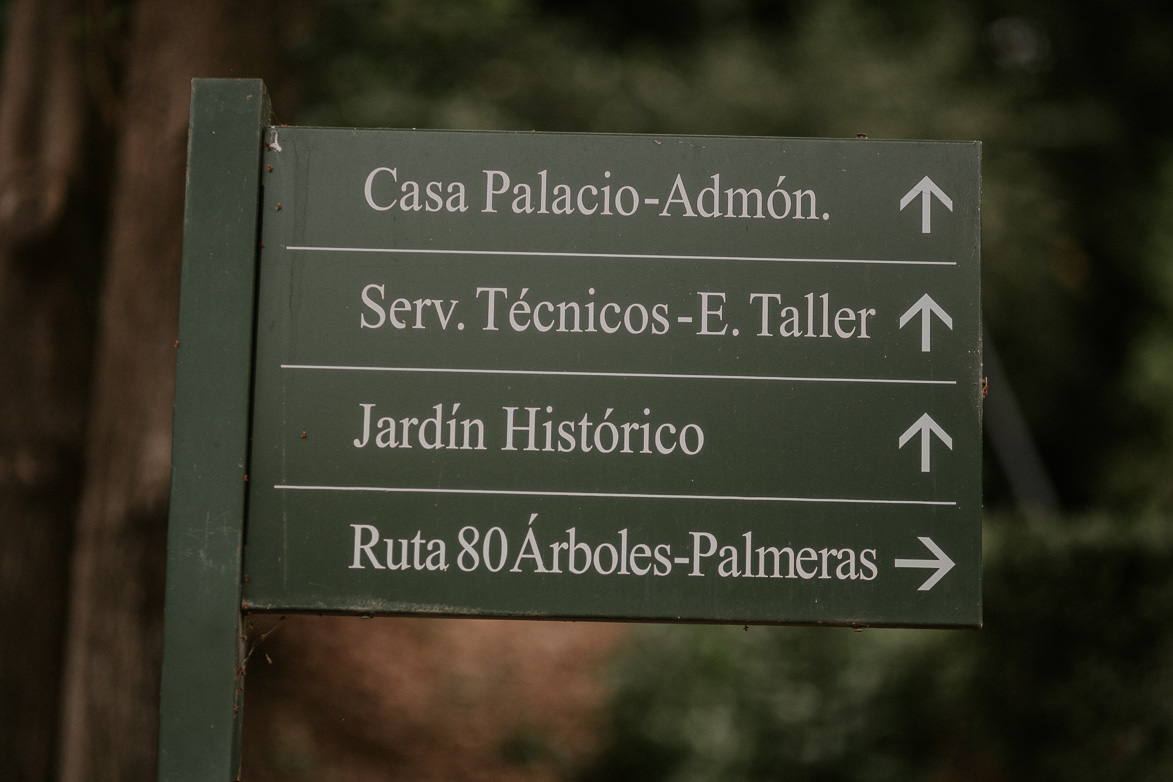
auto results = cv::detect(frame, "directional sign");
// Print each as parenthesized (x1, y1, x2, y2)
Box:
(241, 130, 982, 628)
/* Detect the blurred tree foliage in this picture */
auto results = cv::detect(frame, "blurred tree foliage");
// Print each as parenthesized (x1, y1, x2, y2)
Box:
(292, 0, 1173, 510)
(579, 516, 1173, 782)
(3, 0, 1167, 778)
(1109, 153, 1173, 508)
(283, 2, 1173, 779)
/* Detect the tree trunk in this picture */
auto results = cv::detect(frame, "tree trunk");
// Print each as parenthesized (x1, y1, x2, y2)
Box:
(0, 1, 99, 779)
(3, 4, 623, 779)
(54, 1, 305, 772)
(0, 0, 301, 778)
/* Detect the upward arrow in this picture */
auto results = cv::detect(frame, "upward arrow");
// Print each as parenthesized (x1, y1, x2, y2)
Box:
(899, 176, 953, 234)
(898, 413, 953, 473)
(899, 293, 953, 352)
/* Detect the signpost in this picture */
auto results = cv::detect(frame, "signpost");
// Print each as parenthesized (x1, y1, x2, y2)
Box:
(160, 78, 981, 780)
(244, 123, 981, 628)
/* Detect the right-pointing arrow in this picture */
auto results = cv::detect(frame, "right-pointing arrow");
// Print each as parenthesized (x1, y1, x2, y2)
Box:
(899, 293, 953, 352)
(898, 413, 953, 473)
(895, 536, 955, 591)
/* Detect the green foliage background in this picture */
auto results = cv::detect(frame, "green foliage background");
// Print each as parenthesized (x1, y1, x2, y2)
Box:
(579, 516, 1173, 781)
(289, 1, 1173, 777)
(294, 0, 1173, 510)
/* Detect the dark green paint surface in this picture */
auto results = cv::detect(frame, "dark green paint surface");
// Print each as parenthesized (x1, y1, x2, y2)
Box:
(243, 129, 981, 627)
(159, 80, 269, 781)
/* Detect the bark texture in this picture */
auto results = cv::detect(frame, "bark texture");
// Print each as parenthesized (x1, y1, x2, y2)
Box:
(2, 4, 625, 780)
(0, 1, 98, 779)
(0, 0, 298, 778)
(54, 4, 300, 776)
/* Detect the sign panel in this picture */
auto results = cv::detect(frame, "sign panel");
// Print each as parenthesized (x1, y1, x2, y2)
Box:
(242, 129, 981, 627)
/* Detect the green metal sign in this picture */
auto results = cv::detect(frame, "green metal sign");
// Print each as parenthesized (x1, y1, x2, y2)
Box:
(161, 77, 981, 782)
(242, 127, 982, 628)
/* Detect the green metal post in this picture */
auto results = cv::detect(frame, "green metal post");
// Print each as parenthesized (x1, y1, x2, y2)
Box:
(157, 79, 269, 781)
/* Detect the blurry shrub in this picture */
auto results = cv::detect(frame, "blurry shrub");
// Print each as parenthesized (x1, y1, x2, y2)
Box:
(1107, 151, 1173, 510)
(580, 514, 1173, 782)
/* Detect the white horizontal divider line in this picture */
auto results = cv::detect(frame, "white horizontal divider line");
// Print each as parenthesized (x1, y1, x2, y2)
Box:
(275, 483, 957, 507)
(285, 245, 956, 267)
(280, 363, 957, 386)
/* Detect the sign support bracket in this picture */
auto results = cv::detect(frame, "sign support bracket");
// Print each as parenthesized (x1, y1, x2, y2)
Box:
(157, 78, 269, 782)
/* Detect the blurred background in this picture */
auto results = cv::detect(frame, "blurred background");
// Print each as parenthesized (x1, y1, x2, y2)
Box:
(2, 1, 1173, 780)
